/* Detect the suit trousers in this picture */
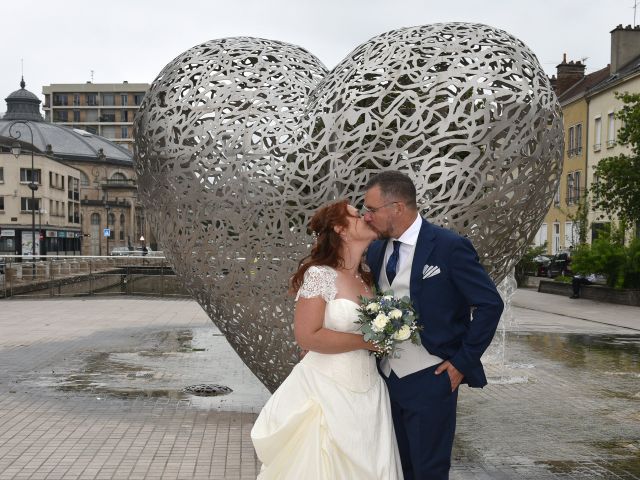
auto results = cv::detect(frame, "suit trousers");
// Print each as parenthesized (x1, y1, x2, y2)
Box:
(383, 364, 458, 480)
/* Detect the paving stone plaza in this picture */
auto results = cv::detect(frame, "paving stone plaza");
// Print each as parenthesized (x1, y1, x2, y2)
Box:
(0, 290, 638, 479)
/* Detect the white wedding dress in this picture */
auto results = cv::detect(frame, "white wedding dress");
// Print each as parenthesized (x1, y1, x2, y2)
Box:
(251, 266, 403, 479)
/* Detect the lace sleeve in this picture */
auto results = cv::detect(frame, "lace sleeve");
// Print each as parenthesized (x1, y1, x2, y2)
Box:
(295, 266, 337, 302)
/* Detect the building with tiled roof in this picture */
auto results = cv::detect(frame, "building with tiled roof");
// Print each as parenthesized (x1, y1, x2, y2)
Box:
(0, 79, 155, 257)
(535, 25, 640, 254)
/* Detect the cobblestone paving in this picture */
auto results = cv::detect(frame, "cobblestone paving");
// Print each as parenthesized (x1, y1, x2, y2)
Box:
(0, 294, 638, 479)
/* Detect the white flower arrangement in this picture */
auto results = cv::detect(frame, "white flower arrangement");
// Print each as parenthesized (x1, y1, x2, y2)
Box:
(356, 290, 422, 358)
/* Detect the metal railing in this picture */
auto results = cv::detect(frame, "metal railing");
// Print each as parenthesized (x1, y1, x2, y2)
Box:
(0, 255, 188, 299)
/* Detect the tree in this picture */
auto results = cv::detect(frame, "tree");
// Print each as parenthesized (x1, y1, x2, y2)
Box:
(591, 92, 640, 235)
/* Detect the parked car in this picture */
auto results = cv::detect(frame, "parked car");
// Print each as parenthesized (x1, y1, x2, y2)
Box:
(547, 252, 572, 278)
(532, 255, 552, 277)
(110, 247, 132, 256)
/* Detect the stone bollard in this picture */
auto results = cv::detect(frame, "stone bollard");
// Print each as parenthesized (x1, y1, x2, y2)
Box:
(5, 267, 17, 282)
(36, 264, 47, 282)
(60, 263, 71, 276)
(50, 263, 61, 277)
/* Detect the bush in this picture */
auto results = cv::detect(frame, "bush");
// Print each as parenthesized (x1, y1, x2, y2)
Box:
(571, 233, 640, 289)
(554, 275, 572, 284)
(514, 244, 547, 287)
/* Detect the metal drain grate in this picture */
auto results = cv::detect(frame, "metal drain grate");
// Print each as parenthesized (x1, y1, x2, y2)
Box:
(183, 384, 233, 397)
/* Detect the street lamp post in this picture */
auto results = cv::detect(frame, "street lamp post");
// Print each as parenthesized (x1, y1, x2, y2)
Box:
(38, 208, 47, 254)
(10, 121, 38, 262)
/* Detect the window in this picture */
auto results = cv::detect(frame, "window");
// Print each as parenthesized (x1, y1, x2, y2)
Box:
(80, 171, 90, 186)
(85, 110, 99, 122)
(594, 117, 602, 151)
(565, 221, 574, 248)
(91, 213, 100, 225)
(573, 171, 581, 201)
(121, 111, 129, 122)
(120, 94, 128, 106)
(55, 110, 68, 122)
(607, 112, 616, 147)
(101, 110, 116, 122)
(566, 174, 573, 204)
(553, 223, 561, 254)
(568, 126, 574, 156)
(103, 94, 115, 106)
(0, 167, 3, 183)
(108, 213, 116, 225)
(20, 168, 41, 184)
(73, 110, 80, 122)
(535, 223, 547, 247)
(120, 214, 126, 241)
(121, 127, 129, 138)
(553, 183, 560, 206)
(0, 197, 4, 210)
(50, 199, 54, 215)
(53, 94, 68, 106)
(21, 197, 41, 211)
(87, 94, 98, 106)
(134, 94, 144, 105)
(575, 124, 582, 155)
(73, 94, 80, 106)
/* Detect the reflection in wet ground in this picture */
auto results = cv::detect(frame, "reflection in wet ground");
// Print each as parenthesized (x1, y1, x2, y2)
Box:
(3, 324, 639, 479)
(28, 327, 270, 411)
(454, 332, 640, 479)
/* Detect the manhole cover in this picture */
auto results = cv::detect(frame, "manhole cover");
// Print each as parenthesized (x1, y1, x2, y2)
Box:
(183, 384, 233, 397)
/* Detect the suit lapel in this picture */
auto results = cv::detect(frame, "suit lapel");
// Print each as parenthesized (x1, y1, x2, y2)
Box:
(410, 218, 436, 302)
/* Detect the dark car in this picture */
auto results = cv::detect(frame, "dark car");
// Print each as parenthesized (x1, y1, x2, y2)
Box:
(532, 255, 552, 277)
(547, 252, 572, 278)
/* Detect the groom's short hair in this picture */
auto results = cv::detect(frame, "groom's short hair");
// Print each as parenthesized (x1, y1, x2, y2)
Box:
(365, 171, 417, 210)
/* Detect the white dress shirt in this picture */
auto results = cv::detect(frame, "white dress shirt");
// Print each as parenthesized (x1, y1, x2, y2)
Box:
(378, 214, 443, 378)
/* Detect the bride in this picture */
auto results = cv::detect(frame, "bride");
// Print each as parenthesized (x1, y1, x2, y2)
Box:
(251, 200, 403, 479)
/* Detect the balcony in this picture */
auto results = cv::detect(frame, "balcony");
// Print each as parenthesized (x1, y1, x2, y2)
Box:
(101, 178, 137, 189)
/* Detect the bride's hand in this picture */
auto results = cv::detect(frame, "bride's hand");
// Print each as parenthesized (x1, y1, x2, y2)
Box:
(365, 340, 381, 353)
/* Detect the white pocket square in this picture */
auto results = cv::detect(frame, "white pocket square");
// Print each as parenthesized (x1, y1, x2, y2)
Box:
(422, 265, 441, 279)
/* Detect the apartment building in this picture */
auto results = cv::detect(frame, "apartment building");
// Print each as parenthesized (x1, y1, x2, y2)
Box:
(42, 82, 149, 152)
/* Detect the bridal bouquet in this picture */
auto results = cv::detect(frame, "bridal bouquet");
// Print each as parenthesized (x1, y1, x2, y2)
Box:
(356, 291, 422, 358)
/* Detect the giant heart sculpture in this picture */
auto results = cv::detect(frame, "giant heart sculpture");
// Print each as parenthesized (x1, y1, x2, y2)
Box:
(134, 23, 563, 392)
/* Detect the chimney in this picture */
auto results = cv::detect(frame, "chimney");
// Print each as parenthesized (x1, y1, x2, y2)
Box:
(610, 24, 640, 73)
(554, 53, 586, 96)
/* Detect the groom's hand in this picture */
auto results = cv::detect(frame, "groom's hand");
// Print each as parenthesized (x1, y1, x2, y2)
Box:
(435, 361, 464, 392)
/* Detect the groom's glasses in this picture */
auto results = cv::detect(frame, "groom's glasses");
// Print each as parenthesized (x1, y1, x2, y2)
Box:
(361, 201, 401, 215)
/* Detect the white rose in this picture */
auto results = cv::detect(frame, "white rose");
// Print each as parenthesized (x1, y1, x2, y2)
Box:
(366, 302, 380, 313)
(382, 295, 394, 301)
(372, 313, 389, 332)
(389, 309, 403, 320)
(392, 325, 412, 341)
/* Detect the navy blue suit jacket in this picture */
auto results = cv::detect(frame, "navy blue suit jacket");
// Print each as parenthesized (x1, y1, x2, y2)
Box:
(366, 218, 504, 388)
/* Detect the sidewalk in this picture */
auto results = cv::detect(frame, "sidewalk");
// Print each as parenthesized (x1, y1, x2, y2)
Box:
(0, 295, 638, 479)
(512, 287, 639, 332)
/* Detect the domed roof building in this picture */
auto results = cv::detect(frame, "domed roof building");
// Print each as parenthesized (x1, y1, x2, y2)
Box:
(0, 79, 154, 256)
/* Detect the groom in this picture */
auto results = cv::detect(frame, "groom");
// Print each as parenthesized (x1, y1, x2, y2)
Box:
(363, 171, 504, 480)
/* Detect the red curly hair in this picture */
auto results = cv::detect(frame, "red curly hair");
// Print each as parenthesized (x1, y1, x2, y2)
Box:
(289, 199, 373, 294)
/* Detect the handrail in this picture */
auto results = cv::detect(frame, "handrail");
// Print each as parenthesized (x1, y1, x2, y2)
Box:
(0, 255, 167, 259)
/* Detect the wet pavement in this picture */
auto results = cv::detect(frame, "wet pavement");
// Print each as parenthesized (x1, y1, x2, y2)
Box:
(0, 292, 638, 479)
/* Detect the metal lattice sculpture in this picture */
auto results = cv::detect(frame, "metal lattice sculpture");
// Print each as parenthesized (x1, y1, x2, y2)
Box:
(134, 23, 563, 392)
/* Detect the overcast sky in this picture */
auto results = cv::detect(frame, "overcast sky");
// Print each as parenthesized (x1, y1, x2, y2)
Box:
(1, 0, 638, 112)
